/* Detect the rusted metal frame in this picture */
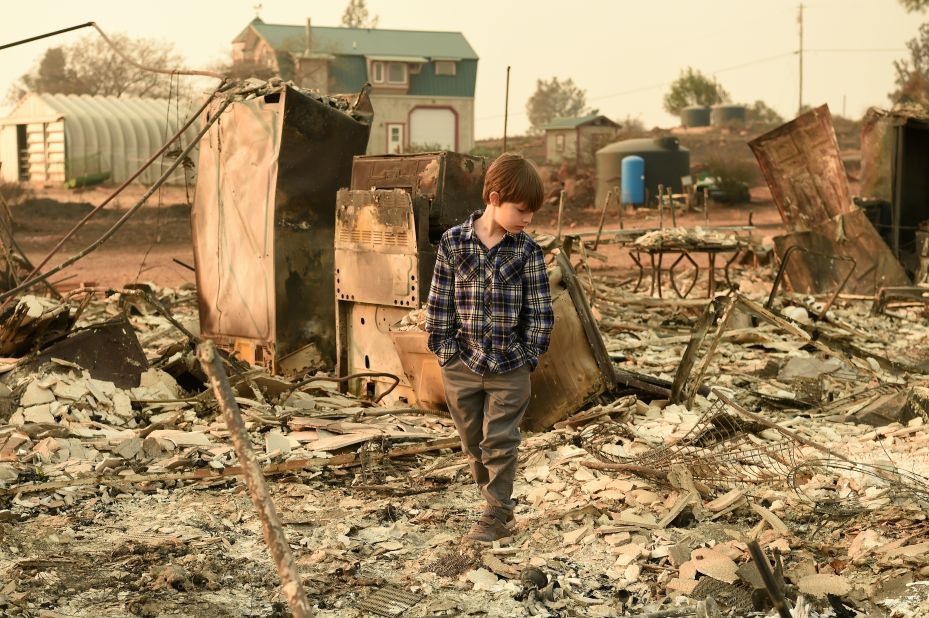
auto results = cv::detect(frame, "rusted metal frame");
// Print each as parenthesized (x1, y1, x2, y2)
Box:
(870, 286, 929, 316)
(665, 186, 677, 227)
(286, 371, 401, 405)
(555, 251, 616, 390)
(657, 184, 665, 229)
(556, 189, 566, 242)
(7, 91, 220, 310)
(816, 330, 929, 375)
(668, 251, 699, 298)
(592, 189, 613, 251)
(629, 250, 646, 293)
(703, 187, 710, 226)
(670, 294, 738, 407)
(707, 251, 718, 298)
(653, 250, 665, 298)
(747, 541, 793, 618)
(197, 341, 314, 618)
(714, 390, 853, 463)
(0, 22, 95, 50)
(722, 247, 742, 287)
(671, 291, 872, 407)
(0, 95, 234, 304)
(576, 238, 596, 303)
(765, 244, 856, 320)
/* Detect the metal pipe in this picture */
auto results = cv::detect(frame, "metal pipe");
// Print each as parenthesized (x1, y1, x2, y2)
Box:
(657, 184, 665, 229)
(666, 187, 677, 227)
(765, 244, 856, 320)
(0, 22, 94, 50)
(0, 95, 233, 303)
(503, 65, 511, 152)
(747, 540, 792, 618)
(556, 189, 565, 241)
(592, 189, 613, 251)
(197, 341, 314, 618)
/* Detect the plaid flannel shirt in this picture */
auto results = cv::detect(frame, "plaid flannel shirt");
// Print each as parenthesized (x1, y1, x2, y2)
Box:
(425, 211, 554, 375)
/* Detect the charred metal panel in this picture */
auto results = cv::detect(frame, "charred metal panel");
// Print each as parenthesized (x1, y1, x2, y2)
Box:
(335, 189, 419, 403)
(749, 105, 851, 231)
(773, 209, 910, 295)
(192, 85, 371, 373)
(335, 190, 418, 306)
(191, 95, 280, 347)
(891, 118, 929, 269)
(349, 152, 485, 297)
(37, 315, 148, 388)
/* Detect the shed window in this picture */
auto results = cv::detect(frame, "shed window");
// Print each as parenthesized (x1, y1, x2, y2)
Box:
(434, 61, 456, 76)
(555, 134, 565, 152)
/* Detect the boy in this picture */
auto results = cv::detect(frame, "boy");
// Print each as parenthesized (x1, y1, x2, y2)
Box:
(425, 153, 554, 544)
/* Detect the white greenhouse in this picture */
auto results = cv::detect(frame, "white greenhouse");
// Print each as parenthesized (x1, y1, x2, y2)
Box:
(0, 93, 200, 186)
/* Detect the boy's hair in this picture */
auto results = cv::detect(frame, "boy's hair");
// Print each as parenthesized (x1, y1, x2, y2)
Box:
(482, 153, 545, 212)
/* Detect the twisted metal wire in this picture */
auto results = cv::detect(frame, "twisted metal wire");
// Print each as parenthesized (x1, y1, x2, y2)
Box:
(580, 398, 807, 491)
(787, 458, 929, 518)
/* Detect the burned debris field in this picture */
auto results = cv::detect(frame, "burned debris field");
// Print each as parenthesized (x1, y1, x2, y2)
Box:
(2, 6, 929, 617)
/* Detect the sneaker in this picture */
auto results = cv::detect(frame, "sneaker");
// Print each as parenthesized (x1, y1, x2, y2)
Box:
(463, 511, 514, 544)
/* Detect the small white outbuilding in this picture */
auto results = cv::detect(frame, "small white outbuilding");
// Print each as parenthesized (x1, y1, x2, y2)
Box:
(0, 93, 199, 186)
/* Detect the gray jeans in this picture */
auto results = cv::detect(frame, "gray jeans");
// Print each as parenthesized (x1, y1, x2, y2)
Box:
(441, 356, 531, 513)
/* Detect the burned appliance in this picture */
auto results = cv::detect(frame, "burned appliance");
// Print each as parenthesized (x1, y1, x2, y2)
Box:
(861, 107, 929, 275)
(335, 152, 485, 403)
(192, 85, 372, 374)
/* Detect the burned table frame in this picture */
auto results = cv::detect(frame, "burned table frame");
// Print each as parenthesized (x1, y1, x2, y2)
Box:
(628, 242, 745, 299)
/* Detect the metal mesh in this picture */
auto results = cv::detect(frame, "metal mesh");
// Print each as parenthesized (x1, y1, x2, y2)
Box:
(356, 586, 422, 617)
(787, 458, 929, 518)
(580, 398, 807, 490)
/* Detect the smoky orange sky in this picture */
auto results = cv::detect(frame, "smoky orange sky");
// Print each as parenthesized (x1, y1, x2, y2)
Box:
(0, 0, 924, 137)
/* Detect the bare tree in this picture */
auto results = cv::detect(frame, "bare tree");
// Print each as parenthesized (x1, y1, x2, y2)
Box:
(342, 0, 379, 28)
(10, 32, 184, 101)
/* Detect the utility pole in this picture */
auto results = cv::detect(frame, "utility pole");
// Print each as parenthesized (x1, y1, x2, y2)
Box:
(503, 66, 511, 152)
(797, 3, 804, 116)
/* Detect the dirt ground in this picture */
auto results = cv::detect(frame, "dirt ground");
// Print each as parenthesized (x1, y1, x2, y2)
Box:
(7, 183, 783, 293)
(9, 184, 196, 291)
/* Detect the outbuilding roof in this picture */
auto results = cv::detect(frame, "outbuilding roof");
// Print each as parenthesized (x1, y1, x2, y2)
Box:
(543, 113, 620, 130)
(1, 92, 199, 184)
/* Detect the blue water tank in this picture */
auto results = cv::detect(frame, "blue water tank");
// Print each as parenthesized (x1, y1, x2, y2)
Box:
(621, 156, 645, 205)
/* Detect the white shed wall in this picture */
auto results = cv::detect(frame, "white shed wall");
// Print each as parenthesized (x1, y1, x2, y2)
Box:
(0, 93, 199, 186)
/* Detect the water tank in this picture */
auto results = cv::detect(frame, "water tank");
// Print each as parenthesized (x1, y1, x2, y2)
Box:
(711, 104, 747, 127)
(595, 137, 690, 207)
(681, 106, 711, 128)
(620, 156, 645, 205)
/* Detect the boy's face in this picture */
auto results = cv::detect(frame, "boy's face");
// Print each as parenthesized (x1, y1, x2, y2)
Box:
(489, 192, 534, 233)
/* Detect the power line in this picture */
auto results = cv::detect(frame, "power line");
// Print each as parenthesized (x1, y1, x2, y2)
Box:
(475, 52, 796, 121)
(805, 47, 906, 53)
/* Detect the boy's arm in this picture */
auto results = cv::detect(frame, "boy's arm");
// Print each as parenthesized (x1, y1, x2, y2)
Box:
(518, 243, 554, 370)
(425, 236, 460, 365)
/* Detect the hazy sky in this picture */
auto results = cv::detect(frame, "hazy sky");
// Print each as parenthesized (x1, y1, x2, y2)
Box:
(0, 0, 924, 138)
